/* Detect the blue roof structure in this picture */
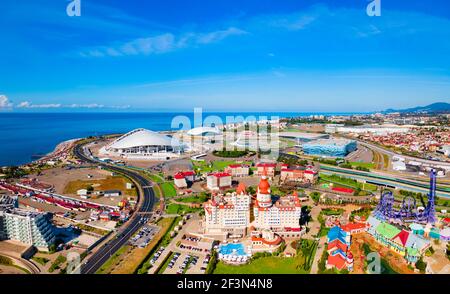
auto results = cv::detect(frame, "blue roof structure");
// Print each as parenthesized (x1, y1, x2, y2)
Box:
(327, 226, 349, 245)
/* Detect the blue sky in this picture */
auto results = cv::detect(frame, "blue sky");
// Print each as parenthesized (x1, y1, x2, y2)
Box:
(0, 0, 449, 112)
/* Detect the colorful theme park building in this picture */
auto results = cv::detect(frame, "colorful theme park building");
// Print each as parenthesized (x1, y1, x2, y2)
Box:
(326, 226, 353, 271)
(253, 173, 303, 237)
(367, 216, 431, 263)
(203, 184, 251, 240)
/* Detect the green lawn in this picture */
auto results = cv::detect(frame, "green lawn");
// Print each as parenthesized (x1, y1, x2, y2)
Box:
(214, 255, 311, 274)
(319, 174, 377, 192)
(177, 194, 209, 203)
(148, 174, 164, 183)
(193, 160, 252, 173)
(165, 203, 201, 215)
(214, 240, 317, 274)
(350, 162, 375, 169)
(161, 182, 177, 198)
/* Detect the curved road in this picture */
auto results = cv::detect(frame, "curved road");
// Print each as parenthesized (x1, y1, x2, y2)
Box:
(73, 143, 156, 274)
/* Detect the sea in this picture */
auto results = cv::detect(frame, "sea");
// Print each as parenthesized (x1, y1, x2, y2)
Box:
(0, 111, 359, 167)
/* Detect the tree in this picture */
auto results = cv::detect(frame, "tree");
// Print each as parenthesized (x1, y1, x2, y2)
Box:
(415, 257, 427, 273)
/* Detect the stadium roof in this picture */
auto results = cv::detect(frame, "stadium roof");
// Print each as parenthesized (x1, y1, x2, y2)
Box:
(187, 126, 221, 136)
(108, 128, 180, 149)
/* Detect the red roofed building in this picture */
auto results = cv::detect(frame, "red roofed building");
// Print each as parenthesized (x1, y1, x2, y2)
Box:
(442, 217, 450, 227)
(280, 166, 318, 184)
(206, 172, 232, 191)
(250, 229, 283, 253)
(173, 171, 196, 188)
(224, 164, 250, 177)
(327, 252, 354, 271)
(256, 163, 276, 177)
(340, 222, 368, 235)
(392, 230, 410, 247)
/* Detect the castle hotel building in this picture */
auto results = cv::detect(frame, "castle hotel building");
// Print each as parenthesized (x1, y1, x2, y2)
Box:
(203, 184, 250, 240)
(253, 173, 303, 237)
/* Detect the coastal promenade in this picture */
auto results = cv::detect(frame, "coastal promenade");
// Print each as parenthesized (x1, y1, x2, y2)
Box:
(73, 143, 156, 274)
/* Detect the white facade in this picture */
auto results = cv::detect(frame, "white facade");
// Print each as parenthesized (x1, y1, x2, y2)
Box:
(206, 173, 232, 190)
(204, 192, 251, 237)
(331, 125, 410, 135)
(253, 176, 302, 231)
(101, 128, 184, 160)
(0, 209, 56, 250)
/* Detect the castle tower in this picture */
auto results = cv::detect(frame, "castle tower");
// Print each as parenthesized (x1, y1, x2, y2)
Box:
(256, 169, 272, 208)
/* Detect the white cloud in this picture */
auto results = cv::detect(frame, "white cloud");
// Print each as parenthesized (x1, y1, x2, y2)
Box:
(16, 101, 31, 108)
(68, 103, 105, 108)
(79, 27, 247, 57)
(16, 101, 129, 109)
(0, 95, 13, 108)
(17, 102, 62, 108)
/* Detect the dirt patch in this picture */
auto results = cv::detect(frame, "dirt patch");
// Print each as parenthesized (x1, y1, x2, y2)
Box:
(351, 233, 416, 274)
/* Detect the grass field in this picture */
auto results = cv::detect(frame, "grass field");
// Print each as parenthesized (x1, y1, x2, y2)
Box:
(160, 182, 177, 198)
(193, 160, 252, 173)
(166, 203, 201, 214)
(63, 175, 137, 196)
(349, 162, 375, 169)
(214, 240, 317, 274)
(319, 174, 378, 191)
(148, 173, 165, 183)
(177, 194, 209, 204)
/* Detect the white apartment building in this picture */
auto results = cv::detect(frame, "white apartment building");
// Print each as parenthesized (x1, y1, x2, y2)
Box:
(0, 208, 56, 251)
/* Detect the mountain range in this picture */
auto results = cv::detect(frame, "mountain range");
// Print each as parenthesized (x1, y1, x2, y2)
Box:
(384, 102, 450, 114)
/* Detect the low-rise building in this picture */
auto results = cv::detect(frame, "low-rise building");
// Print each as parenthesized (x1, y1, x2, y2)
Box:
(174, 171, 196, 188)
(280, 165, 318, 184)
(326, 226, 353, 271)
(250, 229, 283, 253)
(366, 216, 430, 263)
(256, 163, 276, 178)
(206, 172, 232, 191)
(104, 190, 122, 197)
(224, 164, 250, 177)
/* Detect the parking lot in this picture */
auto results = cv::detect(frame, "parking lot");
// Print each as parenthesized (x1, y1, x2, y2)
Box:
(129, 225, 160, 248)
(162, 252, 208, 274)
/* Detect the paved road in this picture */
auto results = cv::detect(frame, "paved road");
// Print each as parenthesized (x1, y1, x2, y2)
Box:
(320, 165, 450, 198)
(73, 143, 156, 274)
(358, 140, 450, 168)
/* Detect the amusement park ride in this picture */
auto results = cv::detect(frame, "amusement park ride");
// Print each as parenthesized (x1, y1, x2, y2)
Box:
(373, 170, 437, 224)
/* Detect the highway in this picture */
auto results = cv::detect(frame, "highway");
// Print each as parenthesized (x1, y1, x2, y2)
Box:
(320, 165, 450, 198)
(357, 140, 450, 168)
(73, 143, 156, 274)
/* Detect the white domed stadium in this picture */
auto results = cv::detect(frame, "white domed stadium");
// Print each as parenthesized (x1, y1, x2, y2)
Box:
(187, 126, 221, 136)
(100, 128, 184, 160)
